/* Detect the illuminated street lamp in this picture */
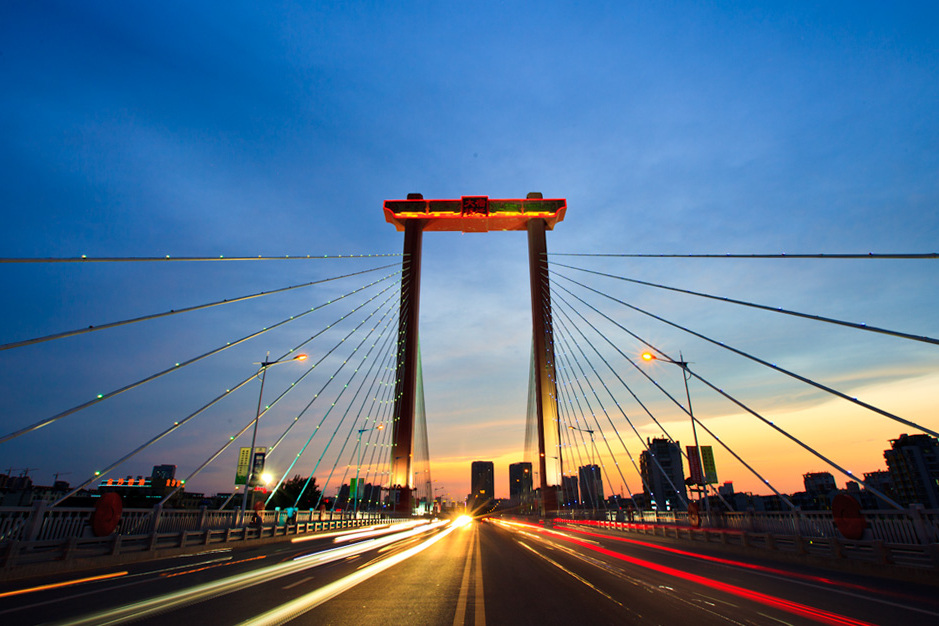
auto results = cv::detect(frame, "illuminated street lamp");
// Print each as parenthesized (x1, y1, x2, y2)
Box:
(640, 351, 709, 518)
(241, 352, 307, 518)
(355, 424, 384, 515)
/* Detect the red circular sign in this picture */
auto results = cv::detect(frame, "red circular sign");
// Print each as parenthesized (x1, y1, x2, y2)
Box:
(92, 492, 123, 537)
(832, 494, 866, 540)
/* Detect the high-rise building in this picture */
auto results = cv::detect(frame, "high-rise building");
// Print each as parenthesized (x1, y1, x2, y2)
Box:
(560, 475, 579, 507)
(803, 472, 836, 494)
(578, 465, 604, 509)
(151, 464, 177, 481)
(470, 461, 495, 511)
(508, 462, 533, 500)
(640, 438, 687, 511)
(884, 433, 939, 508)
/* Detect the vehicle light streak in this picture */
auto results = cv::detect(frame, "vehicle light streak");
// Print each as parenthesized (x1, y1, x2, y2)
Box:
(556, 521, 926, 600)
(0, 571, 128, 599)
(289, 521, 414, 543)
(536, 527, 876, 626)
(330, 520, 429, 543)
(239, 519, 457, 625)
(56, 520, 449, 625)
(161, 555, 266, 578)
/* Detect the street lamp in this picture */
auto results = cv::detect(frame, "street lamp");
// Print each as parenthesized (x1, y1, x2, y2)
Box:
(355, 424, 384, 515)
(568, 425, 597, 466)
(569, 425, 601, 510)
(641, 351, 709, 519)
(241, 352, 307, 519)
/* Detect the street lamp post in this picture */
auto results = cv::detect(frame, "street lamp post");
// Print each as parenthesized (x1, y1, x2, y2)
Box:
(641, 351, 710, 519)
(241, 352, 307, 520)
(568, 425, 597, 466)
(355, 424, 384, 515)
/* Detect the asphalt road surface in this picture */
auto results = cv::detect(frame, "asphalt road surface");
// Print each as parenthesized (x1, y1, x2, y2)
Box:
(1, 517, 937, 625)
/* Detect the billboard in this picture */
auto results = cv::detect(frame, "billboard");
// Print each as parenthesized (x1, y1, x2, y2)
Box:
(235, 447, 267, 485)
(687, 445, 718, 485)
(701, 446, 718, 485)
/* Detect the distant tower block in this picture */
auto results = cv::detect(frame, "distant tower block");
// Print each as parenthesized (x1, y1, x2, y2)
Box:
(383, 194, 567, 515)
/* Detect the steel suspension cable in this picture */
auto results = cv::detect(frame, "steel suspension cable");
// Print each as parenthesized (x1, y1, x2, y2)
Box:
(360, 348, 400, 504)
(552, 322, 613, 508)
(550, 281, 789, 510)
(267, 310, 397, 507)
(553, 293, 738, 512)
(0, 264, 398, 352)
(550, 261, 939, 346)
(156, 288, 402, 507)
(551, 302, 662, 506)
(305, 276, 413, 508)
(553, 280, 896, 514)
(266, 293, 398, 507)
(49, 279, 401, 507)
(551, 308, 635, 509)
(0, 271, 400, 446)
(549, 252, 938, 259)
(554, 270, 939, 440)
(0, 253, 403, 263)
(289, 311, 398, 511)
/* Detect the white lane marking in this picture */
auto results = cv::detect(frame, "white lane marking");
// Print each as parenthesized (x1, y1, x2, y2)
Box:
(515, 540, 627, 611)
(474, 529, 485, 626)
(453, 524, 476, 626)
(282, 576, 314, 591)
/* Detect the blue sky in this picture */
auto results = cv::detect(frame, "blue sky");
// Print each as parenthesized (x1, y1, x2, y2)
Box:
(1, 2, 937, 502)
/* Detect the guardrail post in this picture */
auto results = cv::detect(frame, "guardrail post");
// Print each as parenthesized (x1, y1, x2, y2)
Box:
(871, 540, 891, 564)
(198, 505, 208, 531)
(765, 533, 775, 550)
(25, 500, 48, 542)
(909, 504, 935, 544)
(63, 536, 78, 561)
(926, 543, 939, 568)
(793, 534, 807, 555)
(829, 537, 843, 559)
(149, 503, 163, 534)
(2, 540, 21, 568)
(111, 534, 122, 556)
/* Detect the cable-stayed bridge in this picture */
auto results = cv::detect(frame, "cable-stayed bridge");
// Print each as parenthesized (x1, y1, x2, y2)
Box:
(0, 195, 937, 624)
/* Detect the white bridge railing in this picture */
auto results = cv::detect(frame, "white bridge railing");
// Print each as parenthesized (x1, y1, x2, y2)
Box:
(0, 502, 385, 543)
(550, 505, 939, 545)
